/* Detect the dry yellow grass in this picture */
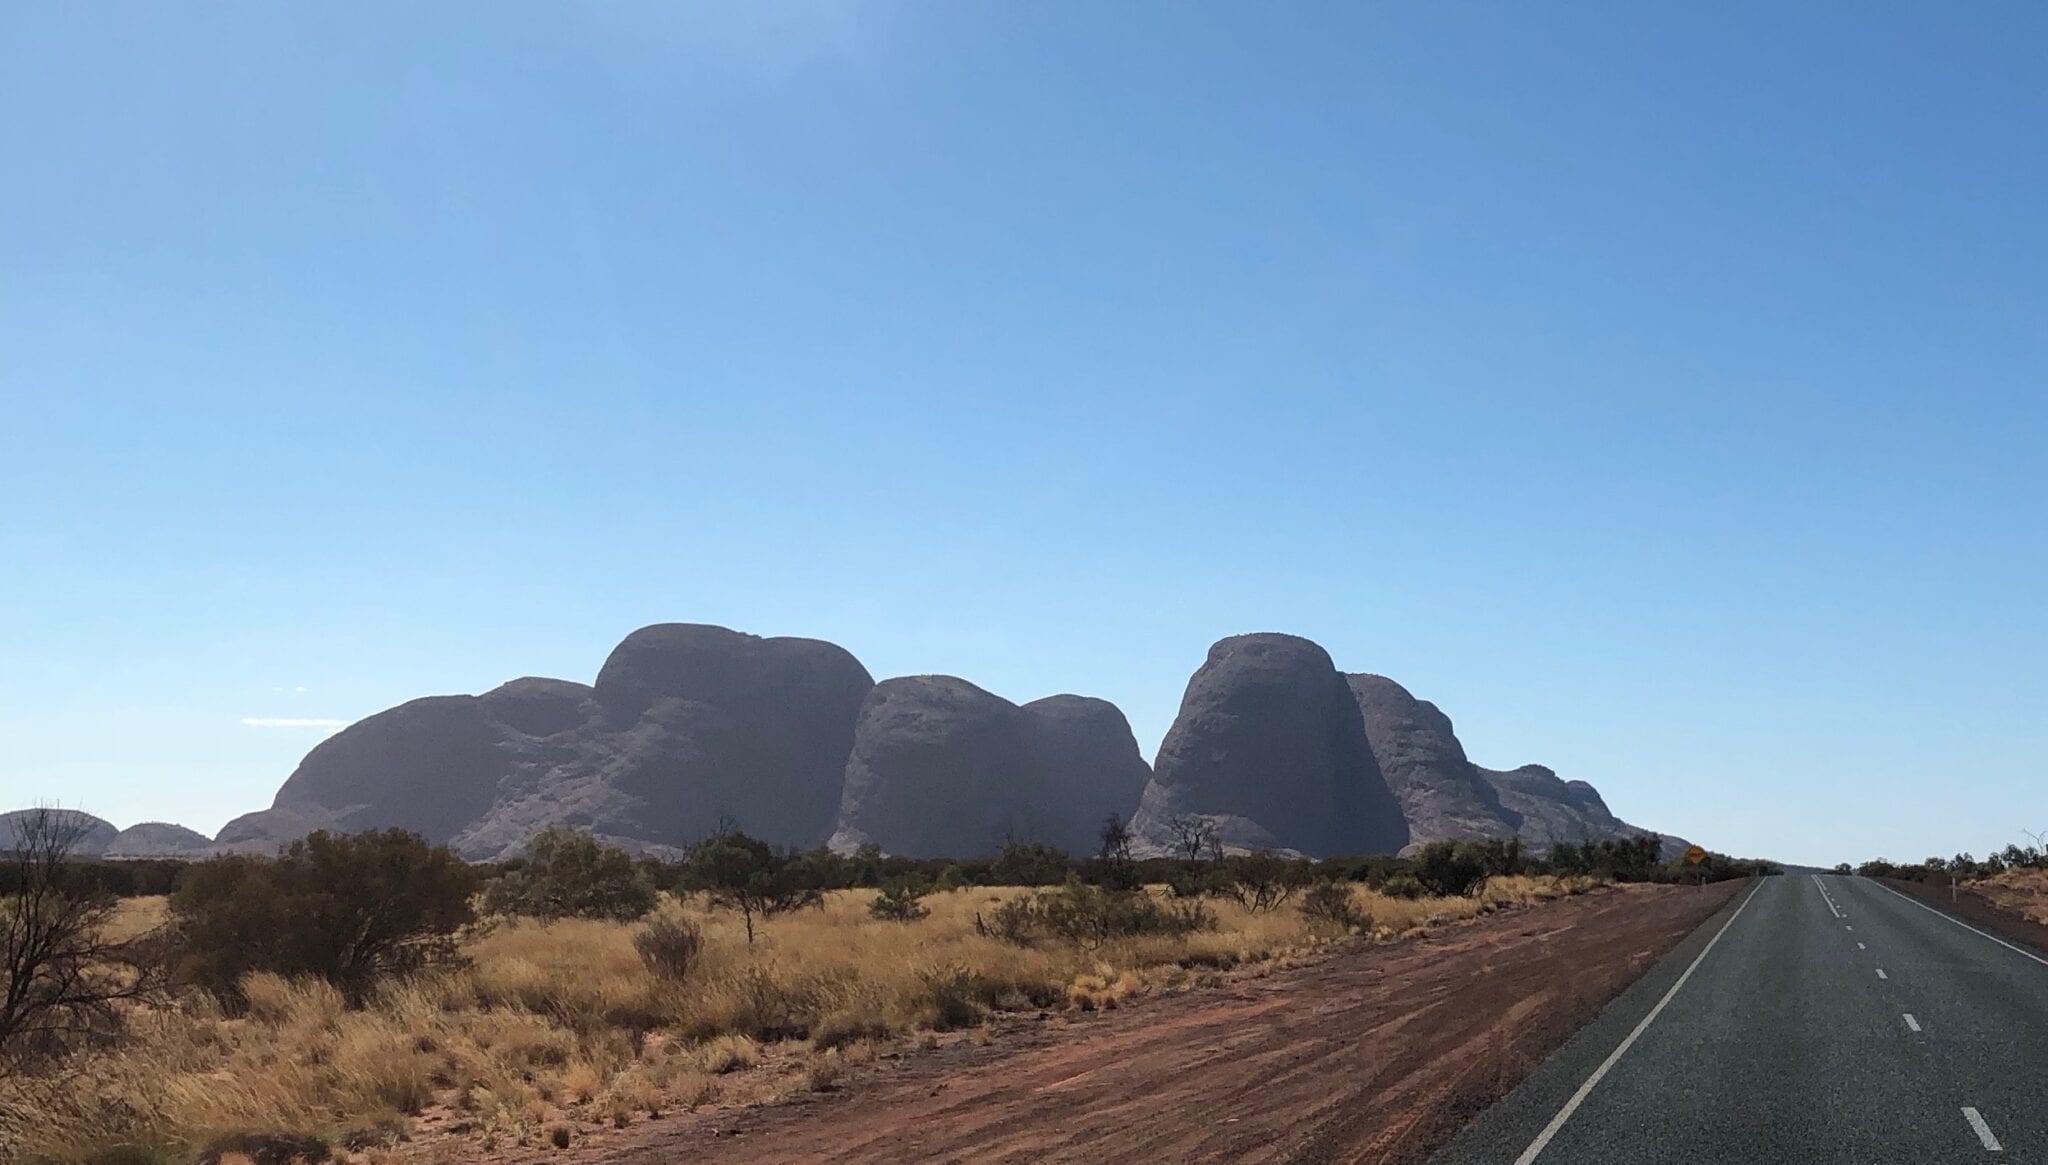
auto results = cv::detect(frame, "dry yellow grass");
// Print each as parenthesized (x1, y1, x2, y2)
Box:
(1968, 868, 2048, 925)
(8, 876, 1595, 1164)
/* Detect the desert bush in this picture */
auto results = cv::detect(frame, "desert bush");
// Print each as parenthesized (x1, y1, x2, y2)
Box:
(975, 897, 1038, 946)
(1413, 841, 1489, 897)
(868, 879, 931, 922)
(1218, 852, 1310, 913)
(990, 841, 1071, 887)
(1378, 873, 1425, 900)
(1032, 881, 1212, 949)
(632, 915, 703, 981)
(483, 827, 658, 922)
(1299, 880, 1367, 930)
(172, 829, 477, 1007)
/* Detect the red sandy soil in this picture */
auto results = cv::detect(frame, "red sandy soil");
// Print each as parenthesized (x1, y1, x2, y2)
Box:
(496, 881, 1736, 1165)
(1882, 873, 2048, 949)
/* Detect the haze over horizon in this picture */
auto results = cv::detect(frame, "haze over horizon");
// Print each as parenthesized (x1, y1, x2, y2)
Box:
(5, 3, 2045, 868)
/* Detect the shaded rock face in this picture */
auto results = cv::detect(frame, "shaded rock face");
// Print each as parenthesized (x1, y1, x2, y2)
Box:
(829, 677, 1039, 857)
(1478, 763, 1650, 850)
(825, 682, 1153, 858)
(0, 809, 118, 855)
(1021, 695, 1155, 855)
(104, 822, 213, 858)
(582, 625, 873, 846)
(221, 623, 876, 859)
(1345, 674, 1517, 846)
(1132, 635, 1409, 858)
(265, 695, 513, 844)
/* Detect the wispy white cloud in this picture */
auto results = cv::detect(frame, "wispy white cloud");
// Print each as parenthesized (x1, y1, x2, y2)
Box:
(240, 717, 348, 731)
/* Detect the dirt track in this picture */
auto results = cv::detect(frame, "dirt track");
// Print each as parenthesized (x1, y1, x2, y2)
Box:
(532, 882, 1736, 1165)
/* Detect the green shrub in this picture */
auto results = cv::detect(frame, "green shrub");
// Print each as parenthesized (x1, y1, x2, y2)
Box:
(1030, 880, 1212, 950)
(868, 880, 931, 922)
(975, 897, 1038, 946)
(172, 830, 477, 1007)
(482, 827, 658, 922)
(1378, 873, 1425, 900)
(1299, 880, 1366, 929)
(990, 841, 1071, 887)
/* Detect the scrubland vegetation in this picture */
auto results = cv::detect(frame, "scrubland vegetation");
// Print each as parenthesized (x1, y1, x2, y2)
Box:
(1848, 843, 2048, 925)
(0, 812, 1758, 1165)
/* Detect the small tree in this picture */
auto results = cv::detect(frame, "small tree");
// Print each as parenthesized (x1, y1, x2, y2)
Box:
(1219, 852, 1309, 913)
(483, 827, 659, 922)
(1165, 814, 1220, 864)
(173, 829, 477, 1007)
(682, 828, 822, 944)
(1097, 815, 1139, 891)
(1, 808, 172, 1071)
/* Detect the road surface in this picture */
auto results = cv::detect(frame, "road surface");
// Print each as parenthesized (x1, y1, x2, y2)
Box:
(1433, 873, 2048, 1164)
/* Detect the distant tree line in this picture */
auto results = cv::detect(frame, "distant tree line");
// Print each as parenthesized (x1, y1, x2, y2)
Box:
(1846, 841, 2048, 883)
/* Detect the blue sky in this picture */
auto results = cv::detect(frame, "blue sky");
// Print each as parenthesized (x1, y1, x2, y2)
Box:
(3, 3, 2044, 866)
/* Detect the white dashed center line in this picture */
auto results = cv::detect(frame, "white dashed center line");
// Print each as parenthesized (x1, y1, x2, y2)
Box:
(1903, 1014, 1921, 1032)
(1857, 942, 1866, 950)
(1876, 968, 1888, 980)
(1963, 1106, 2003, 1151)
(1812, 874, 1845, 918)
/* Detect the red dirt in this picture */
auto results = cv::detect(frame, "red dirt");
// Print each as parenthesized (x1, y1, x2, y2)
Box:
(1881, 875, 2048, 951)
(516, 882, 1737, 1165)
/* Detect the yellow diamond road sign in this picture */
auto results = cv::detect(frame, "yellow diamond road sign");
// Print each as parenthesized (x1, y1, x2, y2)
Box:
(1683, 845, 1708, 865)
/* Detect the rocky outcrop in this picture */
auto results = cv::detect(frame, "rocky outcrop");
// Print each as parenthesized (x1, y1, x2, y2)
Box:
(1346, 674, 1516, 846)
(160, 620, 1688, 865)
(0, 809, 118, 855)
(104, 821, 214, 858)
(218, 623, 874, 859)
(827, 677, 1041, 857)
(1022, 695, 1154, 854)
(259, 695, 513, 843)
(1478, 764, 1684, 856)
(1130, 634, 1408, 858)
(825, 683, 1154, 858)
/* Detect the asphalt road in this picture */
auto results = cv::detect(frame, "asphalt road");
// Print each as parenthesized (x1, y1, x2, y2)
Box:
(1431, 873, 2048, 1164)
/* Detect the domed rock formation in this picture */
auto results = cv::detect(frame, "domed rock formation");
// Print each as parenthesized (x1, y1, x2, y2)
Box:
(1130, 634, 1408, 858)
(104, 821, 213, 858)
(580, 624, 874, 847)
(0, 809, 118, 854)
(827, 676, 1042, 857)
(478, 677, 600, 739)
(1346, 674, 1517, 846)
(1022, 695, 1154, 855)
(257, 695, 513, 844)
(1480, 764, 1622, 845)
(217, 623, 875, 858)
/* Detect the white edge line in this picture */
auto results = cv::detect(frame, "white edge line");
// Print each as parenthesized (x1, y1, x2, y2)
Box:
(1902, 1013, 1920, 1032)
(1512, 880, 1762, 1165)
(1870, 880, 2048, 968)
(1962, 1106, 2002, 1151)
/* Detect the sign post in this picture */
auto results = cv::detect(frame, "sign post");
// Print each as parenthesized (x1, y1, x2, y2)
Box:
(1684, 845, 1708, 891)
